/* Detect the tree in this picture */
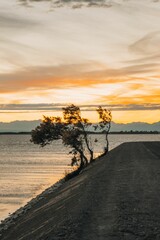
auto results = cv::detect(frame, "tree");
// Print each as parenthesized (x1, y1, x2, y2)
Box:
(31, 116, 63, 147)
(31, 104, 112, 170)
(31, 104, 93, 169)
(61, 127, 88, 169)
(96, 106, 112, 155)
(62, 104, 93, 162)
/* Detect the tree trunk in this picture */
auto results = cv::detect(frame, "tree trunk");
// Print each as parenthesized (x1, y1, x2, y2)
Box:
(81, 124, 93, 162)
(75, 146, 88, 169)
(103, 122, 111, 155)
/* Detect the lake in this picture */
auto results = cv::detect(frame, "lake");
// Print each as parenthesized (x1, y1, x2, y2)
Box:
(0, 134, 160, 221)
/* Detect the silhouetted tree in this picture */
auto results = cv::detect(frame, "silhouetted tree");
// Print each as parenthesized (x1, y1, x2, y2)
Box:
(96, 106, 112, 154)
(63, 104, 93, 162)
(31, 104, 112, 170)
(31, 116, 63, 146)
(31, 104, 93, 169)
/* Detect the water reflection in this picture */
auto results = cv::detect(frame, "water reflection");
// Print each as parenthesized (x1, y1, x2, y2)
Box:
(0, 134, 159, 220)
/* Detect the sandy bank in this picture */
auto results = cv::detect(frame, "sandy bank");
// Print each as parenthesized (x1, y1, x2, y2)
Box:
(0, 142, 160, 240)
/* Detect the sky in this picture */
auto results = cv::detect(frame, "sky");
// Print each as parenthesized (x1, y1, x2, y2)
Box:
(0, 0, 160, 123)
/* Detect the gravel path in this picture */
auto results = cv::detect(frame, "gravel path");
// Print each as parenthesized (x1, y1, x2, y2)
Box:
(1, 142, 160, 240)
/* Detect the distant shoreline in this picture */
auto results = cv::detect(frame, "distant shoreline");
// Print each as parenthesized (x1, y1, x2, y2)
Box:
(0, 131, 159, 135)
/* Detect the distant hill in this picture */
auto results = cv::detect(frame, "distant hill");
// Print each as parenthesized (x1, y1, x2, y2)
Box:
(110, 121, 160, 132)
(0, 120, 159, 133)
(0, 120, 41, 133)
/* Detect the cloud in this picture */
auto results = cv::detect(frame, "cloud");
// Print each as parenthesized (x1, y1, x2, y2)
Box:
(100, 89, 160, 105)
(0, 12, 39, 29)
(0, 61, 159, 95)
(18, 0, 160, 8)
(0, 62, 159, 94)
(18, 0, 113, 8)
(0, 63, 98, 93)
(124, 54, 160, 67)
(89, 63, 159, 79)
(129, 31, 160, 56)
(0, 103, 64, 111)
(0, 11, 42, 70)
(0, 103, 160, 112)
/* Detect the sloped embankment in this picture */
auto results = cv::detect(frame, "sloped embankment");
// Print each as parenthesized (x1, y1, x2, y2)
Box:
(1, 142, 160, 240)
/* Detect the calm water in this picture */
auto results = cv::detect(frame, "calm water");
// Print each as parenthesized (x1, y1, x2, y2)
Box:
(0, 134, 160, 221)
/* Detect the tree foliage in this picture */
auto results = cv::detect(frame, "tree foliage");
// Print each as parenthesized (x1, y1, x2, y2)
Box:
(31, 116, 63, 147)
(31, 104, 112, 169)
(62, 104, 93, 163)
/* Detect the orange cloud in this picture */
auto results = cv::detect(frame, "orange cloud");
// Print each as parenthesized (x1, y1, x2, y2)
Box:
(0, 62, 159, 94)
(100, 89, 160, 106)
(129, 83, 144, 90)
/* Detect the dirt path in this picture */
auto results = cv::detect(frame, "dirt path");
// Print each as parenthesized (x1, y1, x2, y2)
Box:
(1, 142, 160, 240)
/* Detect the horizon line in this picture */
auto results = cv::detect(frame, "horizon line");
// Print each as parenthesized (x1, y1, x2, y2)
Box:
(0, 120, 159, 125)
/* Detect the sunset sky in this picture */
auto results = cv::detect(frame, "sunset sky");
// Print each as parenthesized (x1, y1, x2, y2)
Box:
(0, 0, 160, 123)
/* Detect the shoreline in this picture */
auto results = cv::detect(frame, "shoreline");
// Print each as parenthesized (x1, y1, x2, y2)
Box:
(0, 152, 101, 236)
(1, 142, 160, 240)
(0, 161, 91, 234)
(0, 177, 65, 234)
(0, 132, 159, 135)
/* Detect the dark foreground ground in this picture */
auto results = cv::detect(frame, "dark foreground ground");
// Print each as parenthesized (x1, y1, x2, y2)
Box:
(1, 142, 160, 240)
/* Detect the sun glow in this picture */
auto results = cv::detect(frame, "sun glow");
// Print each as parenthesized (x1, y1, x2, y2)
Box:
(0, 0, 160, 124)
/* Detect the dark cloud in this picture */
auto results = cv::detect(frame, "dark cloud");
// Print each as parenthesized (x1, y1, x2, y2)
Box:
(18, 0, 113, 8)
(18, 0, 159, 8)
(0, 103, 65, 111)
(0, 103, 159, 111)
